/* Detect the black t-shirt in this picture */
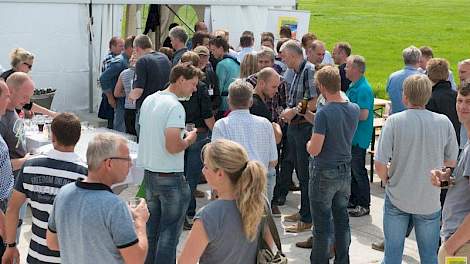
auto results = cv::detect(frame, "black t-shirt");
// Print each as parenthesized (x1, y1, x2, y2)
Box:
(133, 52, 171, 109)
(250, 94, 272, 122)
(0, 69, 15, 81)
(181, 81, 213, 129)
(339, 63, 351, 92)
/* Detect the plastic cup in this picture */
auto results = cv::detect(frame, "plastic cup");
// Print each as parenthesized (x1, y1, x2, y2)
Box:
(185, 123, 195, 132)
(127, 197, 144, 209)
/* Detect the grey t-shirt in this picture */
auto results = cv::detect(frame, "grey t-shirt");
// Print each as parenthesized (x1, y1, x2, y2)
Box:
(441, 141, 470, 240)
(48, 180, 138, 264)
(195, 200, 258, 264)
(0, 110, 26, 159)
(375, 109, 458, 214)
(313, 102, 360, 169)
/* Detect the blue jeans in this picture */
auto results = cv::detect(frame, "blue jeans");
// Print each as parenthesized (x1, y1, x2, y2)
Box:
(113, 98, 126, 133)
(266, 168, 276, 203)
(287, 122, 312, 223)
(184, 131, 209, 217)
(382, 195, 440, 264)
(350, 145, 370, 208)
(309, 163, 351, 264)
(144, 171, 191, 264)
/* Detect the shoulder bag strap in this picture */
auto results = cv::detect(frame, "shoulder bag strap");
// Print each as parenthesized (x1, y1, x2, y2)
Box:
(263, 202, 283, 253)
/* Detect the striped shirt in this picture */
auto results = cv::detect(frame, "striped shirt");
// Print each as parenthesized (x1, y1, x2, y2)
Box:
(15, 149, 87, 264)
(120, 68, 136, 109)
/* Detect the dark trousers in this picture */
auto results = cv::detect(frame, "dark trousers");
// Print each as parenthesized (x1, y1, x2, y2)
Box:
(287, 122, 312, 223)
(125, 109, 137, 136)
(350, 145, 371, 208)
(274, 123, 295, 201)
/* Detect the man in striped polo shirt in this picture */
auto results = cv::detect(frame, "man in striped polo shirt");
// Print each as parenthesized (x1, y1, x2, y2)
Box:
(2, 113, 87, 264)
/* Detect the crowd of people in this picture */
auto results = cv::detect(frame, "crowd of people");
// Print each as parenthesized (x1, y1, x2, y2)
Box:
(0, 20, 468, 264)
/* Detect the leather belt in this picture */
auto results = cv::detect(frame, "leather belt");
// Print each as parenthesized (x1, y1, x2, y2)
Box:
(290, 119, 310, 125)
(157, 172, 176, 177)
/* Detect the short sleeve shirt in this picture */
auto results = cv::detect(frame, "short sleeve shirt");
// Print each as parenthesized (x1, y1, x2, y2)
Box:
(138, 90, 186, 172)
(0, 110, 26, 160)
(48, 180, 137, 264)
(180, 82, 213, 129)
(287, 60, 317, 108)
(441, 142, 470, 240)
(249, 94, 272, 122)
(195, 200, 258, 264)
(133, 52, 172, 109)
(375, 109, 459, 214)
(346, 76, 374, 149)
(313, 102, 360, 169)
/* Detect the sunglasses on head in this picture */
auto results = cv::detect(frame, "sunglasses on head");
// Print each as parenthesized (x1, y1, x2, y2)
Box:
(23, 62, 32, 69)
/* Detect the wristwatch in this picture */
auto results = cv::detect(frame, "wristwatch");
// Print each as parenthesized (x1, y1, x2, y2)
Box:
(5, 242, 16, 248)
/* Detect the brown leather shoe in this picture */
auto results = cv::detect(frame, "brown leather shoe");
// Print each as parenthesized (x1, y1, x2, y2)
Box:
(296, 236, 312, 248)
(271, 205, 281, 217)
(284, 221, 312, 233)
(194, 189, 205, 198)
(283, 212, 300, 222)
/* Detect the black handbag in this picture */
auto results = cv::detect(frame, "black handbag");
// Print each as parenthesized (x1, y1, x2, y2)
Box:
(256, 202, 288, 264)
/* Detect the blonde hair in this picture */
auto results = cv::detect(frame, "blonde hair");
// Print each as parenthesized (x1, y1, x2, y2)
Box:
(180, 51, 200, 66)
(202, 139, 266, 241)
(10, 48, 34, 69)
(315, 65, 341, 93)
(426, 58, 449, 83)
(403, 74, 432, 106)
(239, 53, 258, 78)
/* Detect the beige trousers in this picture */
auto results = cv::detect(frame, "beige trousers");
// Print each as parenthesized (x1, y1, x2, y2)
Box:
(438, 243, 470, 264)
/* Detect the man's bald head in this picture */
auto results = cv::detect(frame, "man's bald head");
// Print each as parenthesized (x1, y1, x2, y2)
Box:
(6, 72, 34, 110)
(459, 59, 470, 85)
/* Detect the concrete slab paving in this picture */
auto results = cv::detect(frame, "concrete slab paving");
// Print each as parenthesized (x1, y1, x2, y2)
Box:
(17, 178, 422, 263)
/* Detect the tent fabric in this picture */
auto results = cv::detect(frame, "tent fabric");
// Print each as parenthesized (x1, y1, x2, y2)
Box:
(0, 1, 295, 112)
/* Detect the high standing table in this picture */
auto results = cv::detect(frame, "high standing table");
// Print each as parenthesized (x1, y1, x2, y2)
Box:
(26, 127, 143, 187)
(369, 118, 386, 182)
(373, 98, 391, 117)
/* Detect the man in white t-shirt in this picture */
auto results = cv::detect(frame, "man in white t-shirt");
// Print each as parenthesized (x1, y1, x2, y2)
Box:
(138, 63, 202, 264)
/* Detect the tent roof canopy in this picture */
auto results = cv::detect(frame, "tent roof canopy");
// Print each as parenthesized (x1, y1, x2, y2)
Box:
(3, 0, 295, 6)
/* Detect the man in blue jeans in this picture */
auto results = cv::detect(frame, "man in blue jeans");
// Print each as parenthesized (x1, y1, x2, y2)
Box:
(307, 65, 360, 263)
(280, 40, 317, 233)
(375, 75, 458, 264)
(137, 64, 202, 264)
(345, 55, 374, 217)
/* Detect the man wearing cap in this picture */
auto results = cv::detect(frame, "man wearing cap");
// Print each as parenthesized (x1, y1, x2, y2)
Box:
(194, 46, 221, 115)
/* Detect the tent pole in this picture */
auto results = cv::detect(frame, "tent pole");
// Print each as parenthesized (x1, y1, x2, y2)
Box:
(88, 2, 94, 113)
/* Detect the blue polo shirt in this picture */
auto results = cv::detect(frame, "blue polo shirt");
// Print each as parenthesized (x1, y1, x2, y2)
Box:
(347, 76, 374, 149)
(386, 65, 422, 114)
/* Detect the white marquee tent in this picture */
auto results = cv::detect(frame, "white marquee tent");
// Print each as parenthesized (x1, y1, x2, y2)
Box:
(0, 0, 297, 113)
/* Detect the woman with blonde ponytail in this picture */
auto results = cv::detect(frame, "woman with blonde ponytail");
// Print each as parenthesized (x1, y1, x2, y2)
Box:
(178, 139, 273, 264)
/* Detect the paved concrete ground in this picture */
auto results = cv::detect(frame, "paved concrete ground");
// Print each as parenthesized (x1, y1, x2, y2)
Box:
(16, 110, 422, 263)
(17, 178, 421, 263)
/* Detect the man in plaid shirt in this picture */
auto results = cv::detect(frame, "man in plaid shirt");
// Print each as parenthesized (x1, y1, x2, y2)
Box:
(279, 40, 318, 234)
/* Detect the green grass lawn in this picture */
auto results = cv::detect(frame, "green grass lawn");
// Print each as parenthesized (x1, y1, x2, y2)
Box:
(298, 0, 470, 99)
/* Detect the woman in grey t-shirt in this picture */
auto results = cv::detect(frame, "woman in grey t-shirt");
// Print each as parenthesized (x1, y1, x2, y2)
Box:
(178, 139, 274, 264)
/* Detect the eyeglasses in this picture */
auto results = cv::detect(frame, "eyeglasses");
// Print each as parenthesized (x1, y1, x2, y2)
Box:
(23, 62, 32, 69)
(108, 156, 133, 165)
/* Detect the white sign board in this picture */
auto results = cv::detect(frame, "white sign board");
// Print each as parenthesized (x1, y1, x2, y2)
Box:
(266, 9, 311, 41)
